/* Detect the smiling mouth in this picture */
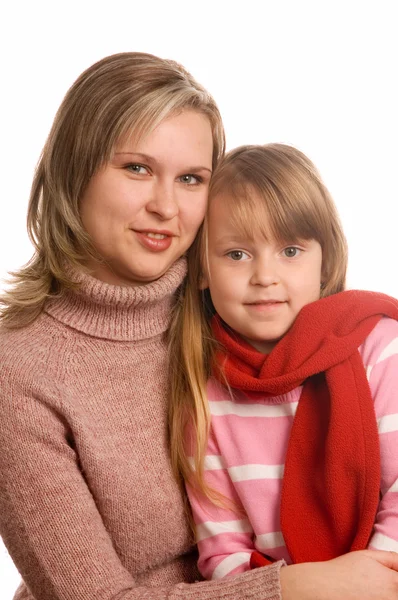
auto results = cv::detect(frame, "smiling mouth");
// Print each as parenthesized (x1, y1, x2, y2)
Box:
(134, 230, 174, 252)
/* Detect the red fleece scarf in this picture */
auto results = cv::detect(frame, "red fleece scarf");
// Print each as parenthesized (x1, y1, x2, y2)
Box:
(211, 290, 398, 565)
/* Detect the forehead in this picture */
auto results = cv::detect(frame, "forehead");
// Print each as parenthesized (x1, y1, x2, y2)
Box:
(117, 110, 213, 168)
(208, 191, 274, 242)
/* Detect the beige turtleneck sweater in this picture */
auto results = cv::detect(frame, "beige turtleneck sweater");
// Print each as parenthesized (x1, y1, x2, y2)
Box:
(0, 259, 283, 600)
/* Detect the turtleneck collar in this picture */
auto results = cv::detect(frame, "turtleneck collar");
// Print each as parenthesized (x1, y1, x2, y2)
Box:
(45, 258, 187, 341)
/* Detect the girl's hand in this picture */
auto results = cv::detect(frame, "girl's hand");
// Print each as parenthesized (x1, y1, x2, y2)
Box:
(280, 549, 398, 600)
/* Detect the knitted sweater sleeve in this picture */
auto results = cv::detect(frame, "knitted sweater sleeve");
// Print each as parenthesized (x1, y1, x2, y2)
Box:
(360, 317, 398, 553)
(0, 370, 283, 600)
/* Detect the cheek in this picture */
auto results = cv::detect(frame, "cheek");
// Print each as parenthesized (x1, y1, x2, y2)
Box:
(81, 201, 109, 238)
(306, 274, 322, 302)
(80, 187, 107, 226)
(185, 191, 208, 219)
(80, 192, 120, 250)
(289, 273, 321, 305)
(208, 278, 236, 311)
(181, 205, 207, 238)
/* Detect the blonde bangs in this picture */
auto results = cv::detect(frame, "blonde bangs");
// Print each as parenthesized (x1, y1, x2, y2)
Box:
(215, 180, 323, 246)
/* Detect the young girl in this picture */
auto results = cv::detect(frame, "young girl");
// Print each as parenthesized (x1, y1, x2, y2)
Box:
(169, 143, 398, 581)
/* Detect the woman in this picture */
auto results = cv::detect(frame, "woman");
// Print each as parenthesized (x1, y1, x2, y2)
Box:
(0, 52, 397, 600)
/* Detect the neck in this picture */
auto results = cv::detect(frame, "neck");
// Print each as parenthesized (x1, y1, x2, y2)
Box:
(45, 258, 187, 341)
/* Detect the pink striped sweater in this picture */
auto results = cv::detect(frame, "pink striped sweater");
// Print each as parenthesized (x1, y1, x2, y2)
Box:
(186, 317, 398, 580)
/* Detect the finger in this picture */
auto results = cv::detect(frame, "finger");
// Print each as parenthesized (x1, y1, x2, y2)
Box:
(360, 549, 398, 571)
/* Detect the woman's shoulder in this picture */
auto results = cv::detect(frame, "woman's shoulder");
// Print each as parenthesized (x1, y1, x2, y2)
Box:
(1, 310, 56, 345)
(0, 312, 70, 386)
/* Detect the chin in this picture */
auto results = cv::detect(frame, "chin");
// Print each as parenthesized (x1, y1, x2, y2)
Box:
(131, 265, 172, 284)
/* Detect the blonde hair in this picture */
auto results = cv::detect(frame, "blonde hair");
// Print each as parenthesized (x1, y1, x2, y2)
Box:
(0, 52, 225, 328)
(169, 143, 348, 505)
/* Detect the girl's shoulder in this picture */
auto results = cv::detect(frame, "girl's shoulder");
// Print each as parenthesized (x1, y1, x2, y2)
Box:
(359, 316, 398, 369)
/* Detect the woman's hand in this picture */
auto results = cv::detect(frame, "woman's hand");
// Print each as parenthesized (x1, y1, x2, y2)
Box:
(280, 549, 398, 600)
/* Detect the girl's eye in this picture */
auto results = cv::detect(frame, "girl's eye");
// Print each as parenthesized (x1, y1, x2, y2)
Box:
(126, 164, 149, 175)
(226, 250, 250, 261)
(179, 174, 202, 185)
(283, 246, 301, 258)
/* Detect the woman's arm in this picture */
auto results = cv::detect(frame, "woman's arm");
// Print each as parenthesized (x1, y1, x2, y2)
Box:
(0, 371, 283, 600)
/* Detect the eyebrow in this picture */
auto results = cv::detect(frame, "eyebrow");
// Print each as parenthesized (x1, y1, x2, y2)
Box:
(114, 152, 212, 173)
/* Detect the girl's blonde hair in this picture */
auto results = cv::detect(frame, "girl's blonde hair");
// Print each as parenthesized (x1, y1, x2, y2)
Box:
(0, 52, 225, 328)
(169, 143, 348, 504)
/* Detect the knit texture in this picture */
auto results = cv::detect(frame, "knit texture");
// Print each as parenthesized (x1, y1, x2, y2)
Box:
(0, 258, 283, 600)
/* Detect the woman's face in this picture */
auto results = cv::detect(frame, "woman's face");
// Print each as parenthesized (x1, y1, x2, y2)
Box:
(80, 110, 213, 286)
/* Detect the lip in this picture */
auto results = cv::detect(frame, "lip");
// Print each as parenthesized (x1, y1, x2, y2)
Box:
(135, 228, 176, 236)
(133, 229, 175, 252)
(246, 299, 285, 305)
(244, 300, 286, 312)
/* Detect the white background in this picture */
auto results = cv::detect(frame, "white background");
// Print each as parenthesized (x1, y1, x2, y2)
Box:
(1, 1, 397, 597)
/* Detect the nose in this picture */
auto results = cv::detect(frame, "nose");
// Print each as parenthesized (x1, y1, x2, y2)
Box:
(250, 256, 280, 287)
(146, 179, 179, 220)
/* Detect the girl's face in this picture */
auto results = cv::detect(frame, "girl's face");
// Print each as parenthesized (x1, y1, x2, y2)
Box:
(80, 110, 213, 286)
(203, 193, 323, 353)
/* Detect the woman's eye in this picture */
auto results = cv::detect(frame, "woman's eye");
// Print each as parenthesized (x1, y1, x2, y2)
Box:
(179, 174, 201, 185)
(126, 164, 148, 175)
(226, 250, 249, 261)
(283, 246, 301, 258)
